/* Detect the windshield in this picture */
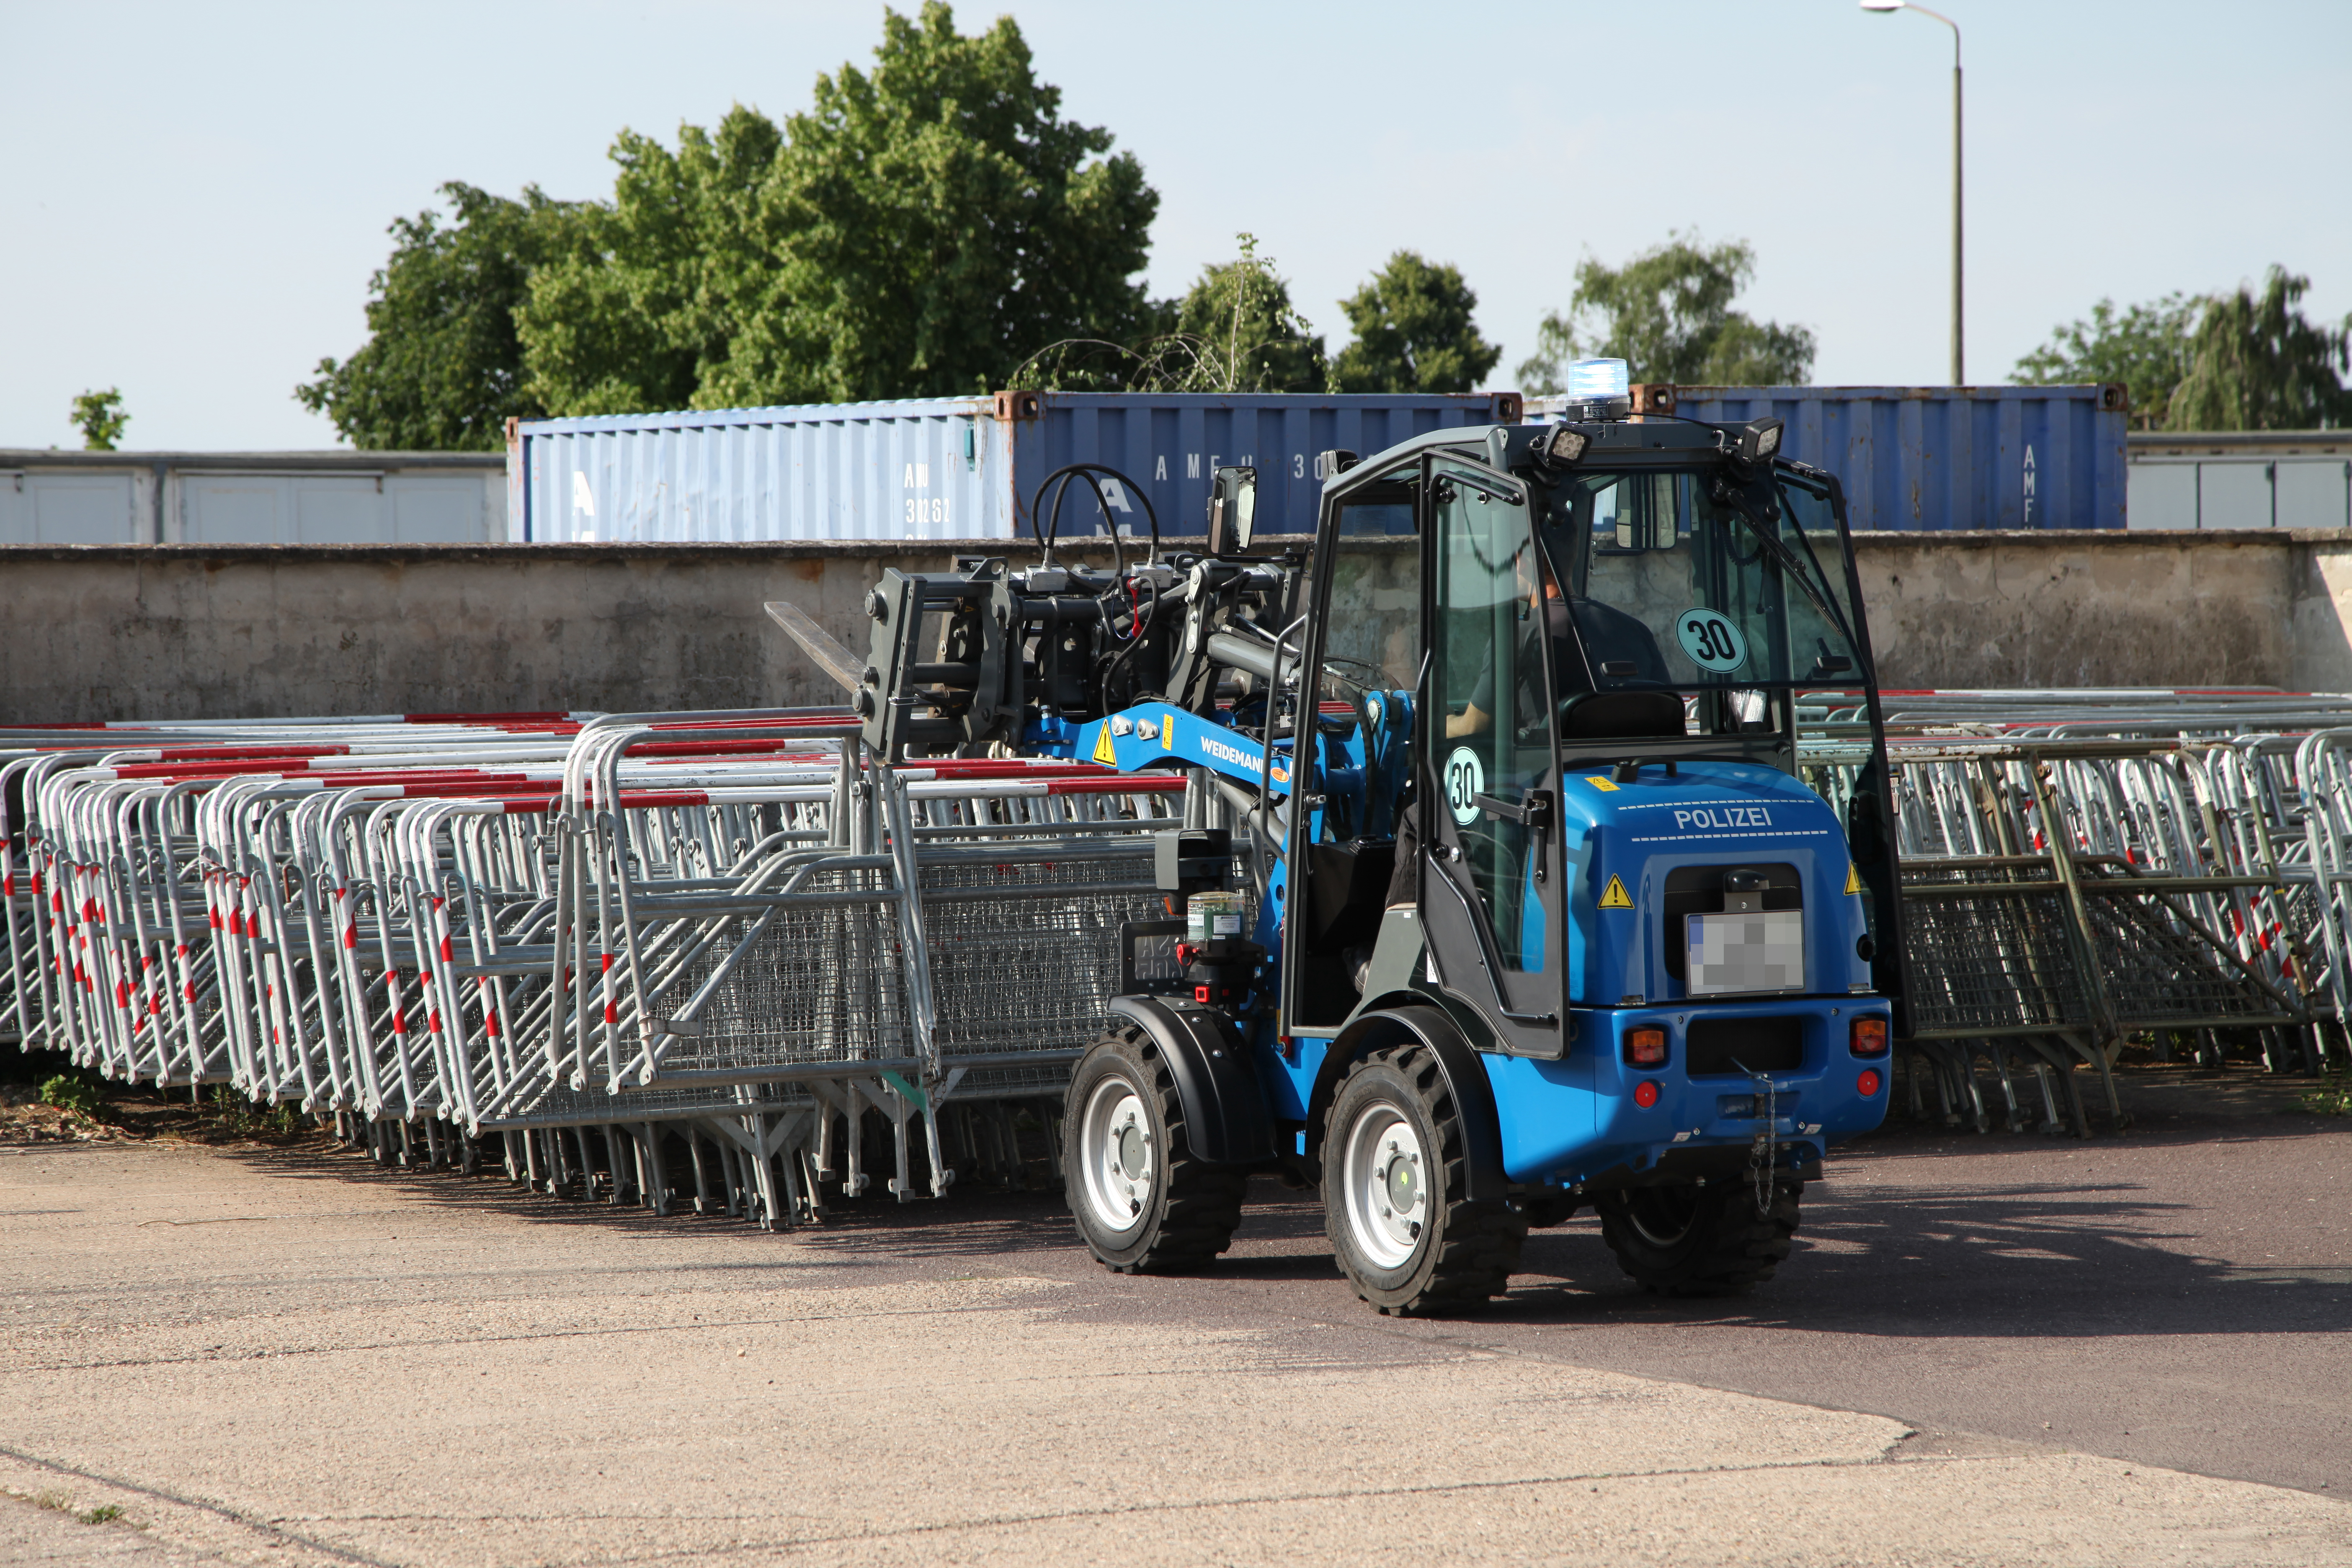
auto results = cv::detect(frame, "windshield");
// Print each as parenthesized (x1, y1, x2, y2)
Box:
(1533, 465, 1864, 694)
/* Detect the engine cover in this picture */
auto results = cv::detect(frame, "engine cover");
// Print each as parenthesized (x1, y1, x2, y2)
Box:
(1557, 760, 1871, 1008)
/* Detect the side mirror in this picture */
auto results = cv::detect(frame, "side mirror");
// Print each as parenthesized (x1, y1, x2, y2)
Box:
(1208, 465, 1258, 554)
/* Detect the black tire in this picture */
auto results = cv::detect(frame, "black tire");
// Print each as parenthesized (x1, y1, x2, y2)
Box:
(1596, 1178, 1800, 1297)
(1063, 1026, 1245, 1273)
(1323, 1044, 1525, 1315)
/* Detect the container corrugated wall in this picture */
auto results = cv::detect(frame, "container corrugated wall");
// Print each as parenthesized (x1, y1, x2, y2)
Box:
(1529, 385, 2130, 531)
(509, 391, 1516, 542)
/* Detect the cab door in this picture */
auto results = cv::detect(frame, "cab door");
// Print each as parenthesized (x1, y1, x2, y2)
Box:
(1279, 458, 1424, 1034)
(1420, 456, 1565, 1055)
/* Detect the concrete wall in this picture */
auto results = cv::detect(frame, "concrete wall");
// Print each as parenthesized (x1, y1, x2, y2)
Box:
(1851, 531, 2352, 691)
(4, 531, 2351, 724)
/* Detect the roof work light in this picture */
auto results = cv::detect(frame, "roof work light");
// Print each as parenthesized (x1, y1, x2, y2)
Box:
(1732, 418, 1785, 466)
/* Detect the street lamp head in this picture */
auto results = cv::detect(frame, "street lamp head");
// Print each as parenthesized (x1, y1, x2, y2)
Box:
(1859, 0, 1906, 10)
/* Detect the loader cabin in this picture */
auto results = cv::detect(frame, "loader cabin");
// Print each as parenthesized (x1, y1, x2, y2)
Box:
(1274, 390, 1875, 1033)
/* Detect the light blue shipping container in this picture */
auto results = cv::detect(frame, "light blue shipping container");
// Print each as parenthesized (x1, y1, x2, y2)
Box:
(1531, 384, 2130, 531)
(507, 390, 1521, 543)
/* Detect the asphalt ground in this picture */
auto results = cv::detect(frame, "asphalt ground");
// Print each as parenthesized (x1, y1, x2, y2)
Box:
(2, 1063, 2348, 1566)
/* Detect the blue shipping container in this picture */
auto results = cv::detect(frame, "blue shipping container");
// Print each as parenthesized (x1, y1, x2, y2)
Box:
(507, 390, 1521, 544)
(1528, 384, 2129, 531)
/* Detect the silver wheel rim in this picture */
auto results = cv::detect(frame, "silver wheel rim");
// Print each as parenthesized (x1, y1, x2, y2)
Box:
(1341, 1098, 1427, 1271)
(1077, 1073, 1154, 1237)
(1624, 1186, 1701, 1248)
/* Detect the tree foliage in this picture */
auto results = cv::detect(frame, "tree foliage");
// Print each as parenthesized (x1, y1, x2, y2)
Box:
(741, 3, 1158, 404)
(2017, 268, 2351, 431)
(2169, 267, 2351, 432)
(301, 4, 1157, 441)
(2013, 292, 2202, 430)
(521, 2, 1158, 413)
(1163, 235, 1325, 392)
(1004, 233, 1326, 394)
(1329, 251, 1500, 394)
(517, 111, 782, 417)
(70, 388, 128, 451)
(1516, 232, 1814, 392)
(296, 183, 591, 450)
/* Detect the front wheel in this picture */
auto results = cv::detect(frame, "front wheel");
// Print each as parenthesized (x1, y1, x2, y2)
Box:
(1323, 1045, 1524, 1315)
(1596, 1178, 1800, 1297)
(1065, 1026, 1245, 1273)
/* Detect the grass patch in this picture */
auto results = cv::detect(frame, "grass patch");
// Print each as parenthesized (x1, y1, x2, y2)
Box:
(2300, 1070, 2352, 1117)
(12, 1490, 125, 1526)
(39, 1073, 105, 1119)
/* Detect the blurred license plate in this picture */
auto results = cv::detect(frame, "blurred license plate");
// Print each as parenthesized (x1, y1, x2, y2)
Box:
(1686, 910, 1805, 996)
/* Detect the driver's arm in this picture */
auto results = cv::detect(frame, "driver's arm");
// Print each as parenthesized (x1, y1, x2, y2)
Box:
(1447, 643, 1498, 737)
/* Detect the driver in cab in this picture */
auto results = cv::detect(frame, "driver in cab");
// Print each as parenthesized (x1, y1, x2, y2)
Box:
(1445, 546, 1674, 739)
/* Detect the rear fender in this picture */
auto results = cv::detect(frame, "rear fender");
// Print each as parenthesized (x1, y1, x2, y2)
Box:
(1306, 1004, 1507, 1204)
(1105, 996, 1278, 1166)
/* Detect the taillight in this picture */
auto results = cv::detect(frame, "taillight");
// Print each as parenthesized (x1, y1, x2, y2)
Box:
(1849, 1016, 1889, 1057)
(1632, 1080, 1661, 1109)
(1625, 1027, 1666, 1067)
(1857, 1069, 1882, 1097)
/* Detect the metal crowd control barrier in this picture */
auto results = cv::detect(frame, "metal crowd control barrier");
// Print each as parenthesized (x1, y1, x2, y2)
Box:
(15, 688, 2352, 1227)
(1879, 738, 2327, 1135)
(3, 708, 1208, 1225)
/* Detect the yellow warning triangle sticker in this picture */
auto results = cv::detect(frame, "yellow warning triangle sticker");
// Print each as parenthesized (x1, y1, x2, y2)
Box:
(1845, 862, 1864, 895)
(1599, 875, 1633, 909)
(1091, 726, 1118, 766)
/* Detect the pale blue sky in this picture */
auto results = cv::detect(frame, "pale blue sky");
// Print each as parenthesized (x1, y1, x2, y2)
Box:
(3, 0, 2345, 450)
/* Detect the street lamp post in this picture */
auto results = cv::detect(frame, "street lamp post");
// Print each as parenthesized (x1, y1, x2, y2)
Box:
(1862, 0, 1963, 385)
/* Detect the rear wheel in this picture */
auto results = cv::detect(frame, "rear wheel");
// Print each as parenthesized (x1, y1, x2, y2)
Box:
(1323, 1044, 1524, 1315)
(1065, 1026, 1245, 1273)
(1596, 1178, 1800, 1297)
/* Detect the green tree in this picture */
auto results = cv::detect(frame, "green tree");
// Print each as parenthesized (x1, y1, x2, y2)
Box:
(1516, 232, 1814, 392)
(2014, 292, 2201, 429)
(70, 388, 128, 451)
(1005, 233, 1321, 394)
(518, 108, 784, 416)
(739, 2, 1158, 404)
(310, 5, 1157, 432)
(296, 183, 592, 450)
(2168, 266, 2351, 431)
(1167, 234, 1326, 392)
(1329, 250, 1500, 394)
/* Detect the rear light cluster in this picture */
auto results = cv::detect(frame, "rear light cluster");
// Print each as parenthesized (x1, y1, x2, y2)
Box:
(1625, 1027, 1667, 1067)
(1849, 1016, 1889, 1057)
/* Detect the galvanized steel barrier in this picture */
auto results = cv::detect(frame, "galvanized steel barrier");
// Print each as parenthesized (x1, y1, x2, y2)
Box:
(11, 687, 2352, 1239)
(1798, 686, 2352, 1134)
(3, 707, 1197, 1223)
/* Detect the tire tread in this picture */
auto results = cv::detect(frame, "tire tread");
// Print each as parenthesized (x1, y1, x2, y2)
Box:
(1068, 1025, 1246, 1273)
(1599, 1179, 1800, 1297)
(1326, 1042, 1525, 1316)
